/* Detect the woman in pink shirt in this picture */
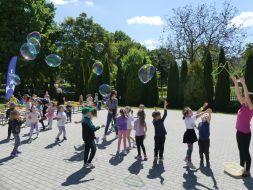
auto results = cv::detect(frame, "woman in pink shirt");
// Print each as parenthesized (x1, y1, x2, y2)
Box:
(232, 76, 253, 177)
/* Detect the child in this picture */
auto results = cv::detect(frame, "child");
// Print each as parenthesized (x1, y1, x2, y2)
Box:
(24, 95, 32, 127)
(28, 105, 41, 143)
(182, 102, 210, 169)
(139, 104, 145, 112)
(36, 100, 46, 131)
(55, 105, 67, 142)
(152, 100, 168, 164)
(66, 101, 72, 123)
(198, 111, 212, 167)
(75, 107, 101, 169)
(125, 106, 134, 149)
(134, 110, 147, 160)
(6, 102, 16, 140)
(9, 110, 23, 157)
(46, 102, 56, 130)
(116, 109, 128, 155)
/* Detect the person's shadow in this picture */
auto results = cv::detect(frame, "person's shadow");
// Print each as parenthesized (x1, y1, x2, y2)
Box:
(61, 168, 93, 186)
(128, 160, 143, 175)
(147, 162, 165, 185)
(97, 138, 117, 150)
(64, 145, 84, 162)
(183, 167, 213, 190)
(0, 156, 15, 165)
(109, 153, 124, 166)
(44, 142, 61, 149)
(0, 138, 10, 144)
(200, 166, 219, 189)
(243, 176, 253, 190)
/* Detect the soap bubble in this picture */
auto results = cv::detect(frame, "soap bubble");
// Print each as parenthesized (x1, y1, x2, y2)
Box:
(95, 43, 104, 53)
(93, 61, 103, 75)
(20, 43, 37, 60)
(27, 37, 40, 54)
(138, 64, 156, 84)
(45, 54, 62, 67)
(99, 84, 111, 97)
(27, 31, 41, 42)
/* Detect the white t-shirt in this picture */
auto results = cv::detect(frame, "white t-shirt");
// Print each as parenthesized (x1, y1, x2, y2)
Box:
(126, 113, 134, 129)
(57, 112, 67, 126)
(25, 102, 32, 112)
(184, 113, 197, 129)
(27, 111, 40, 124)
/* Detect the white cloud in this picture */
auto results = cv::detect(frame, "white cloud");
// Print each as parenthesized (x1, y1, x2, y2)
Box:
(127, 16, 163, 25)
(50, 0, 78, 5)
(230, 12, 253, 28)
(84, 1, 94, 6)
(142, 40, 159, 50)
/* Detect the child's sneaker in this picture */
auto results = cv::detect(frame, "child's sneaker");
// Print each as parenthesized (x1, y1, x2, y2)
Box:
(83, 163, 89, 168)
(123, 150, 127, 155)
(28, 138, 32, 143)
(143, 155, 148, 161)
(87, 163, 95, 169)
(153, 157, 158, 164)
(10, 152, 18, 157)
(184, 157, 188, 162)
(187, 161, 195, 169)
(63, 137, 67, 141)
(55, 137, 60, 142)
(159, 157, 164, 162)
(135, 155, 142, 160)
(16, 150, 22, 154)
(206, 162, 210, 167)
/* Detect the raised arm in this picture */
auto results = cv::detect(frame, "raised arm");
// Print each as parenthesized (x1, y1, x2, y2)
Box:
(161, 101, 168, 121)
(196, 102, 208, 114)
(231, 76, 244, 105)
(240, 78, 253, 110)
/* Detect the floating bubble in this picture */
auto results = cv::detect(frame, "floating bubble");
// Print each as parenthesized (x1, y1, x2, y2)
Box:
(20, 43, 37, 60)
(99, 84, 111, 97)
(138, 64, 156, 84)
(27, 37, 40, 54)
(93, 61, 103, 75)
(27, 31, 41, 42)
(95, 43, 104, 53)
(45, 54, 62, 67)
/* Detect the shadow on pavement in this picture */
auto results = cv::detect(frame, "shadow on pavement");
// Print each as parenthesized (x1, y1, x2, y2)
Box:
(200, 166, 219, 189)
(0, 156, 14, 165)
(64, 145, 84, 162)
(97, 137, 117, 150)
(109, 153, 124, 166)
(61, 168, 94, 186)
(44, 142, 61, 149)
(128, 160, 143, 175)
(147, 161, 165, 185)
(0, 138, 10, 144)
(183, 167, 213, 190)
(243, 176, 253, 190)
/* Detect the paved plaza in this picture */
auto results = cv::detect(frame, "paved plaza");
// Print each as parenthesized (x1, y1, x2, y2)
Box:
(0, 109, 253, 190)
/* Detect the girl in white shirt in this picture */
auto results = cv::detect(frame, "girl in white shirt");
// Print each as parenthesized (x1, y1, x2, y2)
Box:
(182, 102, 210, 168)
(125, 106, 134, 149)
(55, 105, 67, 142)
(28, 105, 41, 142)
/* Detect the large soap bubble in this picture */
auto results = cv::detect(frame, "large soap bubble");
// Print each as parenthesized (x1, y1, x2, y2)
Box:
(95, 43, 104, 53)
(27, 37, 40, 54)
(99, 84, 111, 97)
(27, 31, 41, 42)
(45, 54, 62, 67)
(93, 61, 103, 75)
(138, 64, 156, 84)
(20, 43, 37, 60)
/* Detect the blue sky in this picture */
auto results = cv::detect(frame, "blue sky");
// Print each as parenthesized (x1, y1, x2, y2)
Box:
(49, 0, 253, 49)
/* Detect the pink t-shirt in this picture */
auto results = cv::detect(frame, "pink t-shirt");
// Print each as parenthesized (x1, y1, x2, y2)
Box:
(236, 105, 253, 133)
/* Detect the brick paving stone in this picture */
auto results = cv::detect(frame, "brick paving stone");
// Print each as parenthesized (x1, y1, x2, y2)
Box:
(0, 109, 253, 190)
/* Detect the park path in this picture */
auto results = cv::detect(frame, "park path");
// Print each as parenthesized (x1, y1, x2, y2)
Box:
(0, 109, 252, 190)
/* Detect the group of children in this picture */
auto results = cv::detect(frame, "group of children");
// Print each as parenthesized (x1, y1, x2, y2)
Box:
(5, 93, 74, 156)
(5, 90, 213, 171)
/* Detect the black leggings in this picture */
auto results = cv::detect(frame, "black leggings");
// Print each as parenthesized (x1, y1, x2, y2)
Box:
(7, 123, 12, 138)
(236, 131, 251, 171)
(84, 140, 96, 164)
(154, 136, 166, 158)
(135, 135, 146, 156)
